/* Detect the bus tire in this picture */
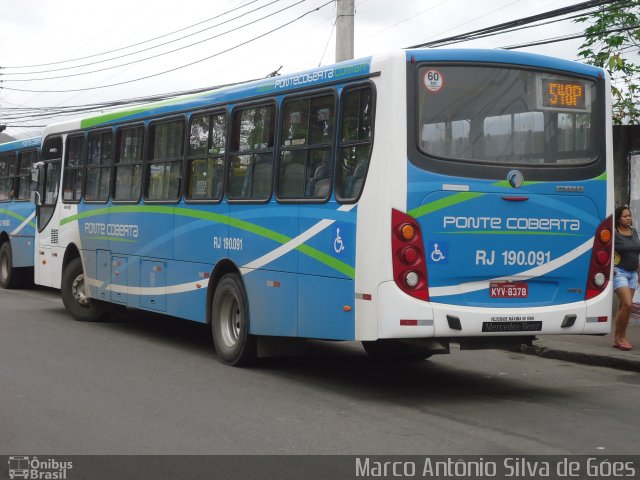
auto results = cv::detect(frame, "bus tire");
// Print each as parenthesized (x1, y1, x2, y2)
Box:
(211, 273, 256, 366)
(0, 242, 19, 289)
(362, 339, 432, 361)
(61, 257, 105, 322)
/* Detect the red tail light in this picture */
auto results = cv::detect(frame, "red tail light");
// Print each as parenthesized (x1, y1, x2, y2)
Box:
(392, 209, 429, 301)
(585, 215, 612, 300)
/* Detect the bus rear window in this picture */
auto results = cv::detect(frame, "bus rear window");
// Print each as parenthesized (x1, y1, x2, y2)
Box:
(417, 66, 598, 165)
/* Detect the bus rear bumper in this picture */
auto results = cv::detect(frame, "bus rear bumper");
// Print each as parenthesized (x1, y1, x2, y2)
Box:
(373, 281, 612, 340)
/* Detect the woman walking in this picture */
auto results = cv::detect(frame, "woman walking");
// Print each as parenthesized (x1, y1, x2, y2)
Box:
(612, 205, 640, 350)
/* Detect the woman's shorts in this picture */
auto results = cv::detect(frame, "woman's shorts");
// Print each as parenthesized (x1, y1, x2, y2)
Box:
(613, 267, 638, 291)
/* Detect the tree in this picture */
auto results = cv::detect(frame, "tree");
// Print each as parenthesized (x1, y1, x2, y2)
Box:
(575, 1, 640, 124)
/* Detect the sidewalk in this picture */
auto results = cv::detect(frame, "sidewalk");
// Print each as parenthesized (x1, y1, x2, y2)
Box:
(522, 323, 640, 372)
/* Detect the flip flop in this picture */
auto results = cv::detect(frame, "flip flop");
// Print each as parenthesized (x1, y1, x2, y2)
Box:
(613, 342, 632, 351)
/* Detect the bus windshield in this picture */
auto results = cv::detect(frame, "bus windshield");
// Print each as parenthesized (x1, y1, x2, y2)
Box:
(417, 65, 599, 165)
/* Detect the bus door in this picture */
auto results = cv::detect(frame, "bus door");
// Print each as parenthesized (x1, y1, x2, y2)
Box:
(34, 136, 63, 288)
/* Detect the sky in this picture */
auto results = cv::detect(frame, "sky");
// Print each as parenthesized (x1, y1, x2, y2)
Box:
(0, 0, 597, 138)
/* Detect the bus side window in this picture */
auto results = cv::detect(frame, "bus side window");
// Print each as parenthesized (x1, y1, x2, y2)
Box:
(336, 85, 374, 202)
(277, 94, 335, 200)
(186, 112, 227, 201)
(228, 105, 275, 201)
(17, 150, 37, 201)
(85, 131, 113, 202)
(62, 135, 84, 203)
(114, 126, 144, 202)
(145, 119, 185, 202)
(0, 153, 15, 201)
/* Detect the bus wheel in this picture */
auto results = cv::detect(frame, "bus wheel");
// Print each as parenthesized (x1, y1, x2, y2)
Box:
(61, 257, 104, 322)
(0, 242, 18, 289)
(211, 273, 256, 366)
(362, 340, 432, 361)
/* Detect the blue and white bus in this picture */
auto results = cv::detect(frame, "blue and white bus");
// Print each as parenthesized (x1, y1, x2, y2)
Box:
(0, 137, 40, 288)
(31, 49, 613, 365)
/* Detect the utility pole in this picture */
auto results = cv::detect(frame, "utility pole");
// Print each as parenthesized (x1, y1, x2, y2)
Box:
(335, 0, 354, 62)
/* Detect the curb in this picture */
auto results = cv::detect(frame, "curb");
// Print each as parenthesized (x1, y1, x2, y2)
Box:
(521, 344, 640, 373)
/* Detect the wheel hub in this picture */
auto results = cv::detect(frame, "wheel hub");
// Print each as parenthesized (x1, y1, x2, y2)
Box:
(71, 273, 90, 306)
(0, 254, 7, 281)
(220, 292, 241, 348)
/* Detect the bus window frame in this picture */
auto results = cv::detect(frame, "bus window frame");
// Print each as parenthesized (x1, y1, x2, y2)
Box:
(275, 89, 337, 204)
(0, 152, 17, 203)
(335, 81, 377, 205)
(15, 148, 39, 202)
(226, 100, 277, 204)
(406, 61, 607, 182)
(185, 108, 229, 204)
(61, 132, 85, 205)
(112, 122, 146, 204)
(84, 128, 115, 205)
(143, 115, 186, 205)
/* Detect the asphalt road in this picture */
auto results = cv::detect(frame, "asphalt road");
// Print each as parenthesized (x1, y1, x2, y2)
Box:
(1, 286, 639, 455)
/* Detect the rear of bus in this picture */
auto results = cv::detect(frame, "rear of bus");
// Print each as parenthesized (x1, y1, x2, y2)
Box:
(385, 50, 612, 349)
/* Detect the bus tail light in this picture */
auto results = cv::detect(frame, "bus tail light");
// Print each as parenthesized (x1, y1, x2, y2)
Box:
(585, 215, 612, 300)
(392, 209, 429, 301)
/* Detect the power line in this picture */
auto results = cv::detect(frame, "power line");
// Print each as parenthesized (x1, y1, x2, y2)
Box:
(0, 0, 264, 70)
(0, 81, 256, 126)
(425, 0, 637, 49)
(0, 0, 309, 82)
(0, 0, 333, 94)
(405, 0, 621, 49)
(502, 25, 640, 49)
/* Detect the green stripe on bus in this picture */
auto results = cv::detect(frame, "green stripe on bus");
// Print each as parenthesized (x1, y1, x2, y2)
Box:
(407, 174, 604, 220)
(296, 244, 355, 278)
(80, 92, 207, 129)
(60, 206, 355, 279)
(0, 209, 36, 228)
(407, 192, 485, 219)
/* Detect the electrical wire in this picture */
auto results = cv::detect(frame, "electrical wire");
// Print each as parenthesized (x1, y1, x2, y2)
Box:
(0, 0, 309, 82)
(1, 0, 264, 69)
(502, 25, 640, 49)
(0, 0, 333, 94)
(405, 0, 621, 49)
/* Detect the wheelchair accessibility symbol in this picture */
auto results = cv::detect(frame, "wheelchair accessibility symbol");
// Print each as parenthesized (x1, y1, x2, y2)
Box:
(334, 227, 345, 253)
(427, 241, 448, 264)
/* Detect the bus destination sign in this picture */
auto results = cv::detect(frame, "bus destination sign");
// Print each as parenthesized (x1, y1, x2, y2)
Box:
(542, 79, 587, 110)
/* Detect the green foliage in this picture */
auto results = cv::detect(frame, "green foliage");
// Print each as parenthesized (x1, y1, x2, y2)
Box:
(575, 1, 640, 124)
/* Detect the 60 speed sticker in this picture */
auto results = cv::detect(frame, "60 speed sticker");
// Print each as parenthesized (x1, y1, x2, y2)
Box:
(423, 69, 444, 92)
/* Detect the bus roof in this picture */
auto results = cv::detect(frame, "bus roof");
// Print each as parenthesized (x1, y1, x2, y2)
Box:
(43, 56, 373, 135)
(0, 137, 42, 153)
(405, 48, 604, 78)
(41, 48, 605, 136)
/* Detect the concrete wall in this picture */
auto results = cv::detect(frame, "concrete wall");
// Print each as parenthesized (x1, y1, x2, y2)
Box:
(613, 125, 640, 207)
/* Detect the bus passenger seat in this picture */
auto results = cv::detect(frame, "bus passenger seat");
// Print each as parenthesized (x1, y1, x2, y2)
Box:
(345, 161, 366, 198)
(280, 163, 305, 197)
(311, 165, 330, 198)
(251, 158, 273, 198)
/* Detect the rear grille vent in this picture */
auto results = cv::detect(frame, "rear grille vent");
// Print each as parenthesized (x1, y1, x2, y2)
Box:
(50, 229, 59, 244)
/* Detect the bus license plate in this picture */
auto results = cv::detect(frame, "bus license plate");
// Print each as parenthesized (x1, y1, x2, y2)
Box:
(489, 282, 528, 298)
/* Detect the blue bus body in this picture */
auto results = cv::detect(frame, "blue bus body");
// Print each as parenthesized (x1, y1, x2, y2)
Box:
(0, 137, 40, 288)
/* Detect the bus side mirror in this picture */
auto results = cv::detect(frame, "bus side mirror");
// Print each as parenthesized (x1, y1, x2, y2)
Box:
(30, 162, 45, 206)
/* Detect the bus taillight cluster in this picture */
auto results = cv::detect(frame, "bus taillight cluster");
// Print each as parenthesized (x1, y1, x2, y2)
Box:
(391, 209, 429, 301)
(585, 216, 613, 300)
